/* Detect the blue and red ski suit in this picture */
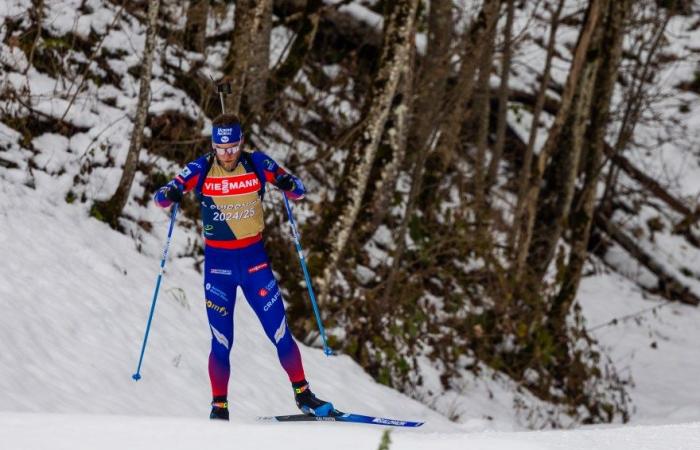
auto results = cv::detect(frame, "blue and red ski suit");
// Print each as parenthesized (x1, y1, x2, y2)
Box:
(155, 150, 307, 398)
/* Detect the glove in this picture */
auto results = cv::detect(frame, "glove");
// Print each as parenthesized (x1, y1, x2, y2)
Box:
(164, 186, 183, 203)
(276, 173, 296, 192)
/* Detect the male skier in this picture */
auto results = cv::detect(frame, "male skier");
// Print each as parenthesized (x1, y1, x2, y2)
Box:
(154, 114, 334, 420)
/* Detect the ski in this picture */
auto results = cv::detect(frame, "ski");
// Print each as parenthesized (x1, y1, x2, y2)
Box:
(257, 411, 424, 428)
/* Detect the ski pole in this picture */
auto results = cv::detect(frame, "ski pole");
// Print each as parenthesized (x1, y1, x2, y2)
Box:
(281, 193, 334, 356)
(132, 203, 179, 380)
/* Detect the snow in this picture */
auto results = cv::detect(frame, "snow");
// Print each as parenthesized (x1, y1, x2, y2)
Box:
(2, 412, 700, 450)
(578, 272, 700, 424)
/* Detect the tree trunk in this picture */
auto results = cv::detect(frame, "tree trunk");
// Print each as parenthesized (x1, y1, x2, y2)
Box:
(245, 0, 273, 118)
(184, 0, 209, 53)
(417, 0, 500, 218)
(315, 0, 420, 304)
(431, 0, 500, 173)
(551, 0, 629, 330)
(510, 0, 565, 265)
(516, 0, 608, 283)
(406, 0, 452, 156)
(382, 0, 453, 302)
(486, 0, 514, 190)
(472, 7, 498, 214)
(367, 41, 416, 232)
(224, 0, 270, 116)
(92, 0, 161, 228)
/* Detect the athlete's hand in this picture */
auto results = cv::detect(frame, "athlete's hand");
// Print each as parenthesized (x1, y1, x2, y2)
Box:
(164, 186, 183, 203)
(276, 173, 296, 192)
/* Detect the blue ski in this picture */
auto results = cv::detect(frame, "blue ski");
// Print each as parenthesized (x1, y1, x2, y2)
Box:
(257, 411, 424, 427)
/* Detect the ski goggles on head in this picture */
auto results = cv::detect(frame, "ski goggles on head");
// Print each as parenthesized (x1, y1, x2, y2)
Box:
(212, 123, 242, 144)
(213, 141, 242, 156)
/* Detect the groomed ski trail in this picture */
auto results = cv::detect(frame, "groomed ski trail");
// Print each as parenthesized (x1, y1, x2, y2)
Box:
(2, 412, 699, 450)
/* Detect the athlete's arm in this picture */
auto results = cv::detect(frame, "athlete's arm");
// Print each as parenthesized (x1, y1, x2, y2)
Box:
(252, 151, 306, 200)
(154, 156, 208, 208)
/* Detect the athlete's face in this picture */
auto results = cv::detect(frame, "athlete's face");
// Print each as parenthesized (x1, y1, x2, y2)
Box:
(213, 139, 242, 171)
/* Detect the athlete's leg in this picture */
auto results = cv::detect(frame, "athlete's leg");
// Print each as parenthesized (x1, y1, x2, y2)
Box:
(203, 247, 238, 399)
(239, 243, 306, 383)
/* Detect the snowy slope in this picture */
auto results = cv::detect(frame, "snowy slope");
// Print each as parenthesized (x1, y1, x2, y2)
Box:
(0, 180, 452, 428)
(578, 272, 700, 424)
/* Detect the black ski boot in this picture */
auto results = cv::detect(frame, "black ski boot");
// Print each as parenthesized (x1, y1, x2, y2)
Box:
(210, 396, 229, 421)
(293, 380, 335, 417)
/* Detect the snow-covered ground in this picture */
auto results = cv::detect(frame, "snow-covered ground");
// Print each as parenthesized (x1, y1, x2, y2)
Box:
(2, 412, 700, 450)
(579, 272, 700, 425)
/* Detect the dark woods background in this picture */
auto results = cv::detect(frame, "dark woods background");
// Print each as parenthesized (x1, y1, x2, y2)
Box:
(4, 0, 700, 426)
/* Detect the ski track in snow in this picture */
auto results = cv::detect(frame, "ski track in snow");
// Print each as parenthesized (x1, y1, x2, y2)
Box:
(1, 412, 700, 450)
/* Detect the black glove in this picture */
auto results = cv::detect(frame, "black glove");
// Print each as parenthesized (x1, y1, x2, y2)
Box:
(164, 186, 183, 203)
(276, 173, 296, 192)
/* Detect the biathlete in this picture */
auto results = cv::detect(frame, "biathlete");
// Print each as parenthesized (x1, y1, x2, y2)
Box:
(154, 114, 334, 420)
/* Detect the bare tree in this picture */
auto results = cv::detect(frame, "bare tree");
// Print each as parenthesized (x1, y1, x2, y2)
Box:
(246, 0, 273, 118)
(223, 0, 271, 116)
(92, 0, 161, 228)
(184, 0, 209, 53)
(315, 0, 420, 305)
(382, 0, 453, 302)
(472, 4, 499, 214)
(430, 0, 500, 176)
(367, 42, 416, 233)
(515, 0, 607, 281)
(510, 0, 564, 266)
(486, 0, 514, 190)
(551, 0, 630, 333)
(524, 0, 609, 283)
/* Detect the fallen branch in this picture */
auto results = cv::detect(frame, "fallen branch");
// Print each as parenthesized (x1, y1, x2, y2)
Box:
(595, 212, 700, 306)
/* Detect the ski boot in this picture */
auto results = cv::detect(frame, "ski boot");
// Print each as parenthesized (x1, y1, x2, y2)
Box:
(210, 396, 229, 421)
(293, 381, 335, 417)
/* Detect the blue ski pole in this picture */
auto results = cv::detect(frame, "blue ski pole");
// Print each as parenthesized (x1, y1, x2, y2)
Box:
(281, 193, 334, 356)
(133, 203, 179, 380)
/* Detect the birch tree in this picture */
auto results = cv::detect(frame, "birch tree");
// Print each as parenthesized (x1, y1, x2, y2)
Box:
(315, 0, 420, 304)
(515, 0, 608, 282)
(550, 0, 630, 334)
(92, 0, 161, 228)
(524, 0, 608, 283)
